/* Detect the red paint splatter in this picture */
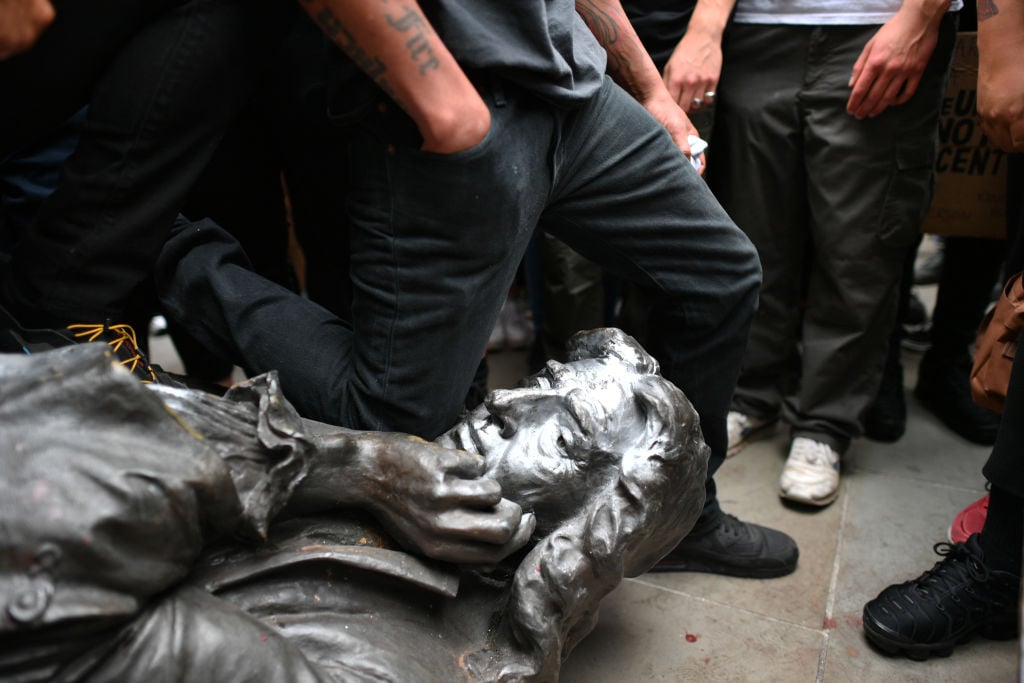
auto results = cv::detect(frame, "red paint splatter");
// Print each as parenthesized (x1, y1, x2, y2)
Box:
(844, 615, 863, 628)
(685, 632, 699, 643)
(260, 634, 268, 642)
(823, 617, 837, 630)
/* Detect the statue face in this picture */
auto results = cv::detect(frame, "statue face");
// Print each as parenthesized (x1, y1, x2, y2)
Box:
(437, 358, 648, 522)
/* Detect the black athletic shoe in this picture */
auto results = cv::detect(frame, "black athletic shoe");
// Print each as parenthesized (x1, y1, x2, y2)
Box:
(1, 303, 164, 383)
(863, 535, 1020, 660)
(915, 353, 1000, 445)
(650, 512, 799, 578)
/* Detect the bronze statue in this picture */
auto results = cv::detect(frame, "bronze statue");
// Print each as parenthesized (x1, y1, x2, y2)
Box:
(0, 328, 708, 682)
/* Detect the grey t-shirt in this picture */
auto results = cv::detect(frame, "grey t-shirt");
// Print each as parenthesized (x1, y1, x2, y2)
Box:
(423, 0, 608, 106)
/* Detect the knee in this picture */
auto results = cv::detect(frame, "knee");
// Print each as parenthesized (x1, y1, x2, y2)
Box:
(729, 225, 762, 316)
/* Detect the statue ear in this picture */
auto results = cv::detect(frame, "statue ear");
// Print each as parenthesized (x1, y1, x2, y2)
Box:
(565, 328, 659, 375)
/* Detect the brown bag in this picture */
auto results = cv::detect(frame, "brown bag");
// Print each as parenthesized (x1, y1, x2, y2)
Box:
(971, 271, 1024, 414)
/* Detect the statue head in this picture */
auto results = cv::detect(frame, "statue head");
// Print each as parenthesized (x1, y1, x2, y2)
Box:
(438, 327, 709, 569)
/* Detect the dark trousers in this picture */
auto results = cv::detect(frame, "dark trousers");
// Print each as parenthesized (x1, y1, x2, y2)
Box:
(711, 17, 957, 452)
(156, 76, 762, 517)
(0, 0, 290, 324)
(984, 154, 1024, 495)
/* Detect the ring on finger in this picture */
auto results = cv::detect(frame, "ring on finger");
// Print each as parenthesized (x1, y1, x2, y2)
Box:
(703, 91, 716, 99)
(692, 97, 703, 106)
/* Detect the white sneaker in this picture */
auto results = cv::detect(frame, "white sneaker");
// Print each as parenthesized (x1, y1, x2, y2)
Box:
(726, 411, 778, 456)
(503, 300, 534, 350)
(779, 437, 841, 506)
(486, 312, 506, 352)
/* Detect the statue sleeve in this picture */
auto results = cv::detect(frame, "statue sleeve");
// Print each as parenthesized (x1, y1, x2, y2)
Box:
(0, 346, 310, 656)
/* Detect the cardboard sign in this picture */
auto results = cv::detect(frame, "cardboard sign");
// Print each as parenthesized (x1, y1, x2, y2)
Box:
(921, 32, 1008, 239)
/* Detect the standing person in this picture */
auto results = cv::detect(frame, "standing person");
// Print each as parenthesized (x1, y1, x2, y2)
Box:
(861, 0, 1024, 658)
(711, 0, 960, 506)
(156, 0, 799, 578)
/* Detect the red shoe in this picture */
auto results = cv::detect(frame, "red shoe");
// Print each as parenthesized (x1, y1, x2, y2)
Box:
(948, 494, 989, 544)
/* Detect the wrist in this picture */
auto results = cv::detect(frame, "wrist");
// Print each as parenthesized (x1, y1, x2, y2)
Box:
(897, 0, 947, 27)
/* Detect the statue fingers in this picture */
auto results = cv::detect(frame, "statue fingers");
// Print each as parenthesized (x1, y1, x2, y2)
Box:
(440, 475, 503, 507)
(433, 443, 488, 478)
(433, 498, 526, 545)
(420, 511, 537, 565)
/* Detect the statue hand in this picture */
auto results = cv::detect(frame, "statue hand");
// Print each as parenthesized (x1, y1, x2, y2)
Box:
(309, 432, 536, 564)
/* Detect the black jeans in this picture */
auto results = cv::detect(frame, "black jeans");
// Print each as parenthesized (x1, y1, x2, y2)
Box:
(157, 76, 762, 518)
(0, 0, 290, 324)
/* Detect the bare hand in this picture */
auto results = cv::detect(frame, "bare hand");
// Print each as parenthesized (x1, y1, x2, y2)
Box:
(309, 432, 535, 564)
(978, 33, 1024, 152)
(662, 30, 723, 114)
(643, 92, 704, 170)
(846, 8, 941, 119)
(0, 0, 54, 60)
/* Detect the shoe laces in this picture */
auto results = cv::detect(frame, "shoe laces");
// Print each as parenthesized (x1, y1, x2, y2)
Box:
(789, 438, 838, 468)
(67, 321, 157, 382)
(916, 542, 989, 597)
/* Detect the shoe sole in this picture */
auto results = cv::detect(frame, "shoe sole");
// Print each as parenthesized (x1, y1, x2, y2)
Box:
(648, 556, 797, 579)
(727, 419, 781, 457)
(863, 613, 1017, 661)
(779, 485, 840, 508)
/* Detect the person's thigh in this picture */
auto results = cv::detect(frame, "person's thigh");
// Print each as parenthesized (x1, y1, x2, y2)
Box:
(343, 82, 552, 438)
(0, 0, 164, 160)
(539, 77, 761, 465)
(4, 0, 292, 322)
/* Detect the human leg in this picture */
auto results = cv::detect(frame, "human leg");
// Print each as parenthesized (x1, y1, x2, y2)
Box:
(706, 25, 810, 437)
(1, 0, 291, 327)
(916, 235, 1005, 444)
(863, 350, 1024, 659)
(538, 78, 795, 576)
(794, 18, 956, 454)
(158, 79, 552, 437)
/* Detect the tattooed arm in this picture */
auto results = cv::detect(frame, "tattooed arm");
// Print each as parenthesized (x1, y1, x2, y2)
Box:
(297, 0, 489, 154)
(977, 0, 1024, 152)
(576, 0, 699, 158)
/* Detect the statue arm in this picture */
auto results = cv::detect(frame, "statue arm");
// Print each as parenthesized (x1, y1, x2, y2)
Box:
(287, 431, 536, 565)
(575, 0, 700, 157)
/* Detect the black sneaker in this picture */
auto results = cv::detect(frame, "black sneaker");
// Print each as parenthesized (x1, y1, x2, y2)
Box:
(863, 535, 1020, 660)
(915, 353, 1000, 445)
(1, 303, 162, 383)
(649, 512, 799, 578)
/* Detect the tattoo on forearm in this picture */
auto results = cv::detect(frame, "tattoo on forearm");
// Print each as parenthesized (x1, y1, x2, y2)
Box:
(978, 0, 999, 21)
(385, 7, 440, 75)
(299, 0, 402, 105)
(575, 0, 631, 74)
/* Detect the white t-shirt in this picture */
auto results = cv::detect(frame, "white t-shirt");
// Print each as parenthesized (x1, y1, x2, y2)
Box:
(732, 0, 962, 25)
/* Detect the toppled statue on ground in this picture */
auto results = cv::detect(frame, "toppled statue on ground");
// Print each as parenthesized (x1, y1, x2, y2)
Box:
(0, 328, 708, 682)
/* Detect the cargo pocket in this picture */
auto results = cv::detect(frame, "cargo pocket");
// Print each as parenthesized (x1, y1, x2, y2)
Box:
(876, 143, 936, 249)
